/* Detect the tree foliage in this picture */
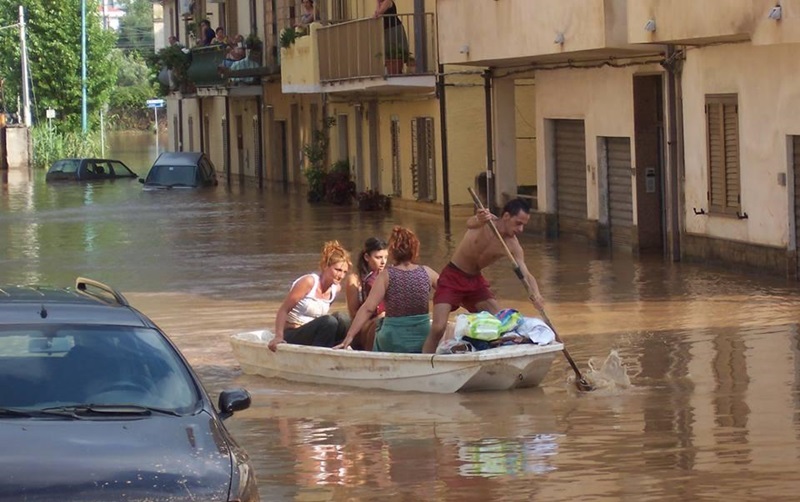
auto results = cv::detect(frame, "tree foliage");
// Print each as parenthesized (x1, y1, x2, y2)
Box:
(116, 0, 154, 56)
(0, 0, 118, 132)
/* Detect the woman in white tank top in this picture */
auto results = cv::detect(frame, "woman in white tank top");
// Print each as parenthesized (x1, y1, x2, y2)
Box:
(268, 241, 352, 351)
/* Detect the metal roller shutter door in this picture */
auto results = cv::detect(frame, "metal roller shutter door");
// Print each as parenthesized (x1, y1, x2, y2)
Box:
(555, 120, 587, 232)
(607, 137, 633, 249)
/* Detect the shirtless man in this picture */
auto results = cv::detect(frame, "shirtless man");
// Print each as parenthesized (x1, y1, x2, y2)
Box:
(421, 198, 544, 353)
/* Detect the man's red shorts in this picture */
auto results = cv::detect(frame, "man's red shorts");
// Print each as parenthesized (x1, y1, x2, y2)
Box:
(433, 262, 494, 313)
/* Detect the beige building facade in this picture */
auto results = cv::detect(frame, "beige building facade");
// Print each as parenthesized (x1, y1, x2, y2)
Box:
(157, 0, 510, 219)
(437, 0, 800, 277)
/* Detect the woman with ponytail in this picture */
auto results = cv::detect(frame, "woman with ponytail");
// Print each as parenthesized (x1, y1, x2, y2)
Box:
(268, 241, 352, 351)
(344, 237, 388, 350)
(336, 227, 438, 353)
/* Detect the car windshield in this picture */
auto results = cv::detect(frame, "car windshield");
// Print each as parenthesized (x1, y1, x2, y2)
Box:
(147, 165, 197, 186)
(49, 160, 79, 174)
(0, 325, 201, 414)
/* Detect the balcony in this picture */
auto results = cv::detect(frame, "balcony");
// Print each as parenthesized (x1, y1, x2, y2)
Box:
(436, 0, 654, 66)
(281, 23, 323, 93)
(186, 44, 278, 97)
(280, 12, 436, 95)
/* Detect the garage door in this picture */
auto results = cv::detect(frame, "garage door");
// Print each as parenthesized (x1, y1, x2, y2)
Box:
(607, 137, 633, 249)
(794, 136, 800, 278)
(555, 120, 587, 233)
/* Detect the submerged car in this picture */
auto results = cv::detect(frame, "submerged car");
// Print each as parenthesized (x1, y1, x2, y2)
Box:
(45, 158, 138, 182)
(0, 277, 259, 502)
(140, 152, 219, 189)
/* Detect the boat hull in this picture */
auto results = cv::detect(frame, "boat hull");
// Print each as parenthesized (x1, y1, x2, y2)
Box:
(230, 330, 563, 393)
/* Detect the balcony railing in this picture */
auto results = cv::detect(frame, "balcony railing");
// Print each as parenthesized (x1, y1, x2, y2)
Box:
(318, 13, 436, 83)
(186, 44, 277, 89)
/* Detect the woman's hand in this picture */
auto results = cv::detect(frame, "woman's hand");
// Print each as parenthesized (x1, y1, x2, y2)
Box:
(268, 336, 285, 352)
(333, 335, 354, 350)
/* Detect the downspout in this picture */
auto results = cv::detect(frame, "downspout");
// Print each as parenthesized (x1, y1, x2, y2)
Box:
(256, 95, 264, 189)
(198, 98, 205, 153)
(483, 69, 495, 211)
(178, 99, 184, 152)
(664, 45, 682, 261)
(225, 96, 232, 185)
(437, 63, 451, 229)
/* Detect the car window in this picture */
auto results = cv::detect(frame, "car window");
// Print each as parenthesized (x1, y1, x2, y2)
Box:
(109, 161, 135, 177)
(0, 326, 200, 412)
(147, 165, 198, 186)
(85, 162, 106, 176)
(95, 161, 112, 176)
(50, 160, 79, 174)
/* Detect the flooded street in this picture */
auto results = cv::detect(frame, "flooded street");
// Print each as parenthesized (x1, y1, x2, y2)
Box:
(3, 134, 800, 500)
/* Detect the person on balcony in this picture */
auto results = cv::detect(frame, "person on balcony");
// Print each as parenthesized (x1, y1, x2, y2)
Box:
(298, 0, 316, 28)
(219, 45, 262, 84)
(213, 27, 230, 47)
(373, 0, 408, 61)
(198, 19, 216, 46)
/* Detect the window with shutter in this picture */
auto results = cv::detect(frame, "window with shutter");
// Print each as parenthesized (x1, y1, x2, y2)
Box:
(705, 95, 741, 215)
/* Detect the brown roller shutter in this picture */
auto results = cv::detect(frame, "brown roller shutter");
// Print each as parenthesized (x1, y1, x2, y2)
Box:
(794, 136, 800, 278)
(607, 137, 633, 249)
(555, 120, 587, 233)
(706, 96, 740, 215)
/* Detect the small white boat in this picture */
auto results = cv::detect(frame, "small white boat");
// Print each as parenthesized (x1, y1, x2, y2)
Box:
(230, 329, 564, 393)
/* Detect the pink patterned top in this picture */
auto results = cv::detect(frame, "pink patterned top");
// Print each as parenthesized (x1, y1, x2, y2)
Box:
(384, 266, 431, 317)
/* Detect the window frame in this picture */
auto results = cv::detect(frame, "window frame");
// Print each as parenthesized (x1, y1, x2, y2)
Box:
(705, 94, 741, 216)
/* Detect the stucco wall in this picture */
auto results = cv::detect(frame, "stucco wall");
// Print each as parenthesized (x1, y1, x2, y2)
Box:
(444, 78, 487, 206)
(535, 65, 641, 220)
(436, 0, 628, 65)
(682, 43, 800, 248)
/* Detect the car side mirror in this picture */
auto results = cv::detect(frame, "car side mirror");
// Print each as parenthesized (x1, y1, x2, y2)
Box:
(218, 388, 251, 420)
(138, 178, 145, 184)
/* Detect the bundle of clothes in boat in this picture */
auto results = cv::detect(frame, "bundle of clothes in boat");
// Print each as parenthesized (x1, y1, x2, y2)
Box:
(437, 308, 556, 354)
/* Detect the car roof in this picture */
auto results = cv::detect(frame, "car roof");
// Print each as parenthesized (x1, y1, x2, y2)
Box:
(0, 280, 152, 327)
(152, 152, 204, 167)
(51, 158, 129, 164)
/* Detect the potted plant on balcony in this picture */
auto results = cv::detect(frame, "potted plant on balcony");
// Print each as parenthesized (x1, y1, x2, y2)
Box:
(150, 44, 191, 93)
(279, 28, 297, 49)
(384, 46, 408, 75)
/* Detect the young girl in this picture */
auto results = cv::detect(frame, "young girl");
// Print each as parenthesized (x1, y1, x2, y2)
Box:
(269, 241, 351, 351)
(344, 237, 388, 350)
(338, 227, 438, 353)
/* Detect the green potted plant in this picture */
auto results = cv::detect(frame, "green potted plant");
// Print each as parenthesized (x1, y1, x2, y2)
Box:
(279, 28, 296, 49)
(384, 46, 408, 75)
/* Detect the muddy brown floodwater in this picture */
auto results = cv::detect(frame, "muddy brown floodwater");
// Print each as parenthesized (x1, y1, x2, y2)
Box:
(3, 142, 800, 500)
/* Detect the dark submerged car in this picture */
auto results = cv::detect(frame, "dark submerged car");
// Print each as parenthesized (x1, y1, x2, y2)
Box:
(140, 152, 219, 189)
(0, 278, 259, 502)
(45, 158, 138, 182)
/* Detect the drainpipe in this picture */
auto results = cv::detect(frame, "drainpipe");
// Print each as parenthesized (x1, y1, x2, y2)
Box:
(437, 63, 451, 229)
(664, 45, 682, 261)
(483, 69, 495, 211)
(256, 95, 264, 189)
(198, 98, 205, 153)
(225, 96, 231, 185)
(178, 99, 184, 152)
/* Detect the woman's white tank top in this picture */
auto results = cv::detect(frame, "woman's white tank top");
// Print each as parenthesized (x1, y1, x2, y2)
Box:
(286, 273, 339, 326)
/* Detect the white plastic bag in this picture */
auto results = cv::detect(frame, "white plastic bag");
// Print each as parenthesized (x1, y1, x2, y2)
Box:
(514, 317, 555, 345)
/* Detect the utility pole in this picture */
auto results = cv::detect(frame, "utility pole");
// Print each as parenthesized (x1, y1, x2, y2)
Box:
(81, 0, 88, 133)
(18, 6, 31, 127)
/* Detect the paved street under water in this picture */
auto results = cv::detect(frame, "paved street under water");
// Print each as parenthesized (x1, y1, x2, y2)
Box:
(2, 135, 800, 500)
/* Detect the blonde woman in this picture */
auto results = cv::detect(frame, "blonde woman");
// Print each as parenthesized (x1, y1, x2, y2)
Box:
(269, 241, 351, 351)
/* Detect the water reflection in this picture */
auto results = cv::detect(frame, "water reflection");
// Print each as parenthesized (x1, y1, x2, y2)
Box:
(3, 138, 800, 499)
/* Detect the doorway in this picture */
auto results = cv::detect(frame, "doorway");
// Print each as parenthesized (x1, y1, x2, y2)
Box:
(633, 75, 665, 252)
